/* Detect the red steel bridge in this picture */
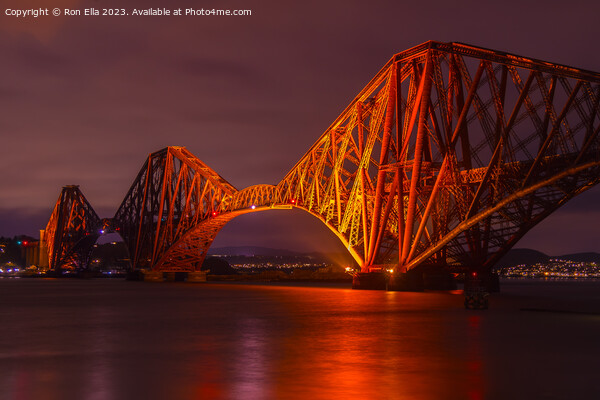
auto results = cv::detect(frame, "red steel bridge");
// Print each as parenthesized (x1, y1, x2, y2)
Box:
(41, 41, 600, 282)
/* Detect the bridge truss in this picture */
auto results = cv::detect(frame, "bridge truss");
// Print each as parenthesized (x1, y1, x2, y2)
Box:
(43, 41, 600, 275)
(42, 185, 102, 271)
(277, 41, 600, 273)
(112, 146, 277, 271)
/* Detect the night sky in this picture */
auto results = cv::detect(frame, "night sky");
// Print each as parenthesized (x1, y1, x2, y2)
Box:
(2, 0, 600, 255)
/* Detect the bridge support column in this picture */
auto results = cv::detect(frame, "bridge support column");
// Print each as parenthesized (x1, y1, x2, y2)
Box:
(164, 272, 187, 282)
(387, 270, 424, 292)
(142, 271, 164, 282)
(422, 269, 457, 290)
(187, 271, 207, 282)
(352, 272, 387, 290)
(164, 272, 176, 281)
(464, 272, 490, 309)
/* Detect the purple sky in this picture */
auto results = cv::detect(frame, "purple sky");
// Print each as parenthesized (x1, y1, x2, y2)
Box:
(2, 0, 600, 255)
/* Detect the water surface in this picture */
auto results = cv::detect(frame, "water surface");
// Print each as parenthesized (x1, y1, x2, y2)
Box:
(1, 279, 599, 399)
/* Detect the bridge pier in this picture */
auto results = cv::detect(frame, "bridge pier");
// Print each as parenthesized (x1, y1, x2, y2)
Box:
(164, 272, 175, 281)
(352, 272, 387, 290)
(387, 271, 424, 292)
(463, 271, 501, 309)
(187, 271, 207, 282)
(142, 271, 163, 282)
(353, 268, 458, 291)
(126, 270, 207, 282)
(164, 272, 188, 282)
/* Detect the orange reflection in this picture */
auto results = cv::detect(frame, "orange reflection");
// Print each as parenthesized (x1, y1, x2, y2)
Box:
(189, 339, 227, 399)
(230, 317, 272, 399)
(259, 286, 472, 399)
(467, 315, 485, 400)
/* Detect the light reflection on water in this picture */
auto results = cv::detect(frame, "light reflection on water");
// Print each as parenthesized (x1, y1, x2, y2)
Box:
(1, 280, 600, 399)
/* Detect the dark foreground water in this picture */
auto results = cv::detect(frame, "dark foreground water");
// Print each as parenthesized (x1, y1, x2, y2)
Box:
(1, 279, 599, 400)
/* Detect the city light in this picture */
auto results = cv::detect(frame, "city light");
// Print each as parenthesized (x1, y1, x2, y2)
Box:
(500, 259, 600, 278)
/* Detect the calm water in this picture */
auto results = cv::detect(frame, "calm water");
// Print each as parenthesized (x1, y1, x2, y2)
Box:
(1, 278, 599, 400)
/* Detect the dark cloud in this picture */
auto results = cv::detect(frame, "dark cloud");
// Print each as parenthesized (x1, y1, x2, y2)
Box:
(0, 208, 54, 238)
(179, 56, 262, 81)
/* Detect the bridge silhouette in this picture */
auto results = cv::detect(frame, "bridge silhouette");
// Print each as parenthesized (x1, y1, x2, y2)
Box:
(41, 41, 600, 285)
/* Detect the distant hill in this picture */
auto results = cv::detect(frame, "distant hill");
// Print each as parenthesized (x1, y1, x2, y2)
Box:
(495, 248, 549, 268)
(207, 246, 303, 257)
(201, 257, 237, 275)
(554, 252, 600, 264)
(207, 246, 357, 266)
(496, 249, 600, 269)
(208, 246, 600, 269)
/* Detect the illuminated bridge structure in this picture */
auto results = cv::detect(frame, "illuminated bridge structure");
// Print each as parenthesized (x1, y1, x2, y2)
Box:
(42, 41, 600, 281)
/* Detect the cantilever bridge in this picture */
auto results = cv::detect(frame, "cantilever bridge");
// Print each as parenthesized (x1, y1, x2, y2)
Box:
(42, 41, 600, 280)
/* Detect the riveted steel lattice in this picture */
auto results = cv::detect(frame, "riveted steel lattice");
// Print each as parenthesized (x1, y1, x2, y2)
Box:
(112, 147, 278, 271)
(42, 185, 102, 271)
(274, 41, 600, 273)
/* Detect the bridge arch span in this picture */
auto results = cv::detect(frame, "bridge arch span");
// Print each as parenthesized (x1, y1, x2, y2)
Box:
(152, 204, 365, 272)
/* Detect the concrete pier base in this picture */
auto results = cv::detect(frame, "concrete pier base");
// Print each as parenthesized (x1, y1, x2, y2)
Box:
(464, 273, 489, 309)
(187, 271, 207, 282)
(423, 270, 457, 290)
(164, 272, 176, 282)
(465, 291, 489, 309)
(128, 270, 207, 282)
(163, 272, 187, 282)
(352, 272, 387, 290)
(387, 271, 424, 292)
(142, 271, 164, 282)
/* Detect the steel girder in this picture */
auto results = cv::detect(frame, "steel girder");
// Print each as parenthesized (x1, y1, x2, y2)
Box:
(42, 185, 102, 271)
